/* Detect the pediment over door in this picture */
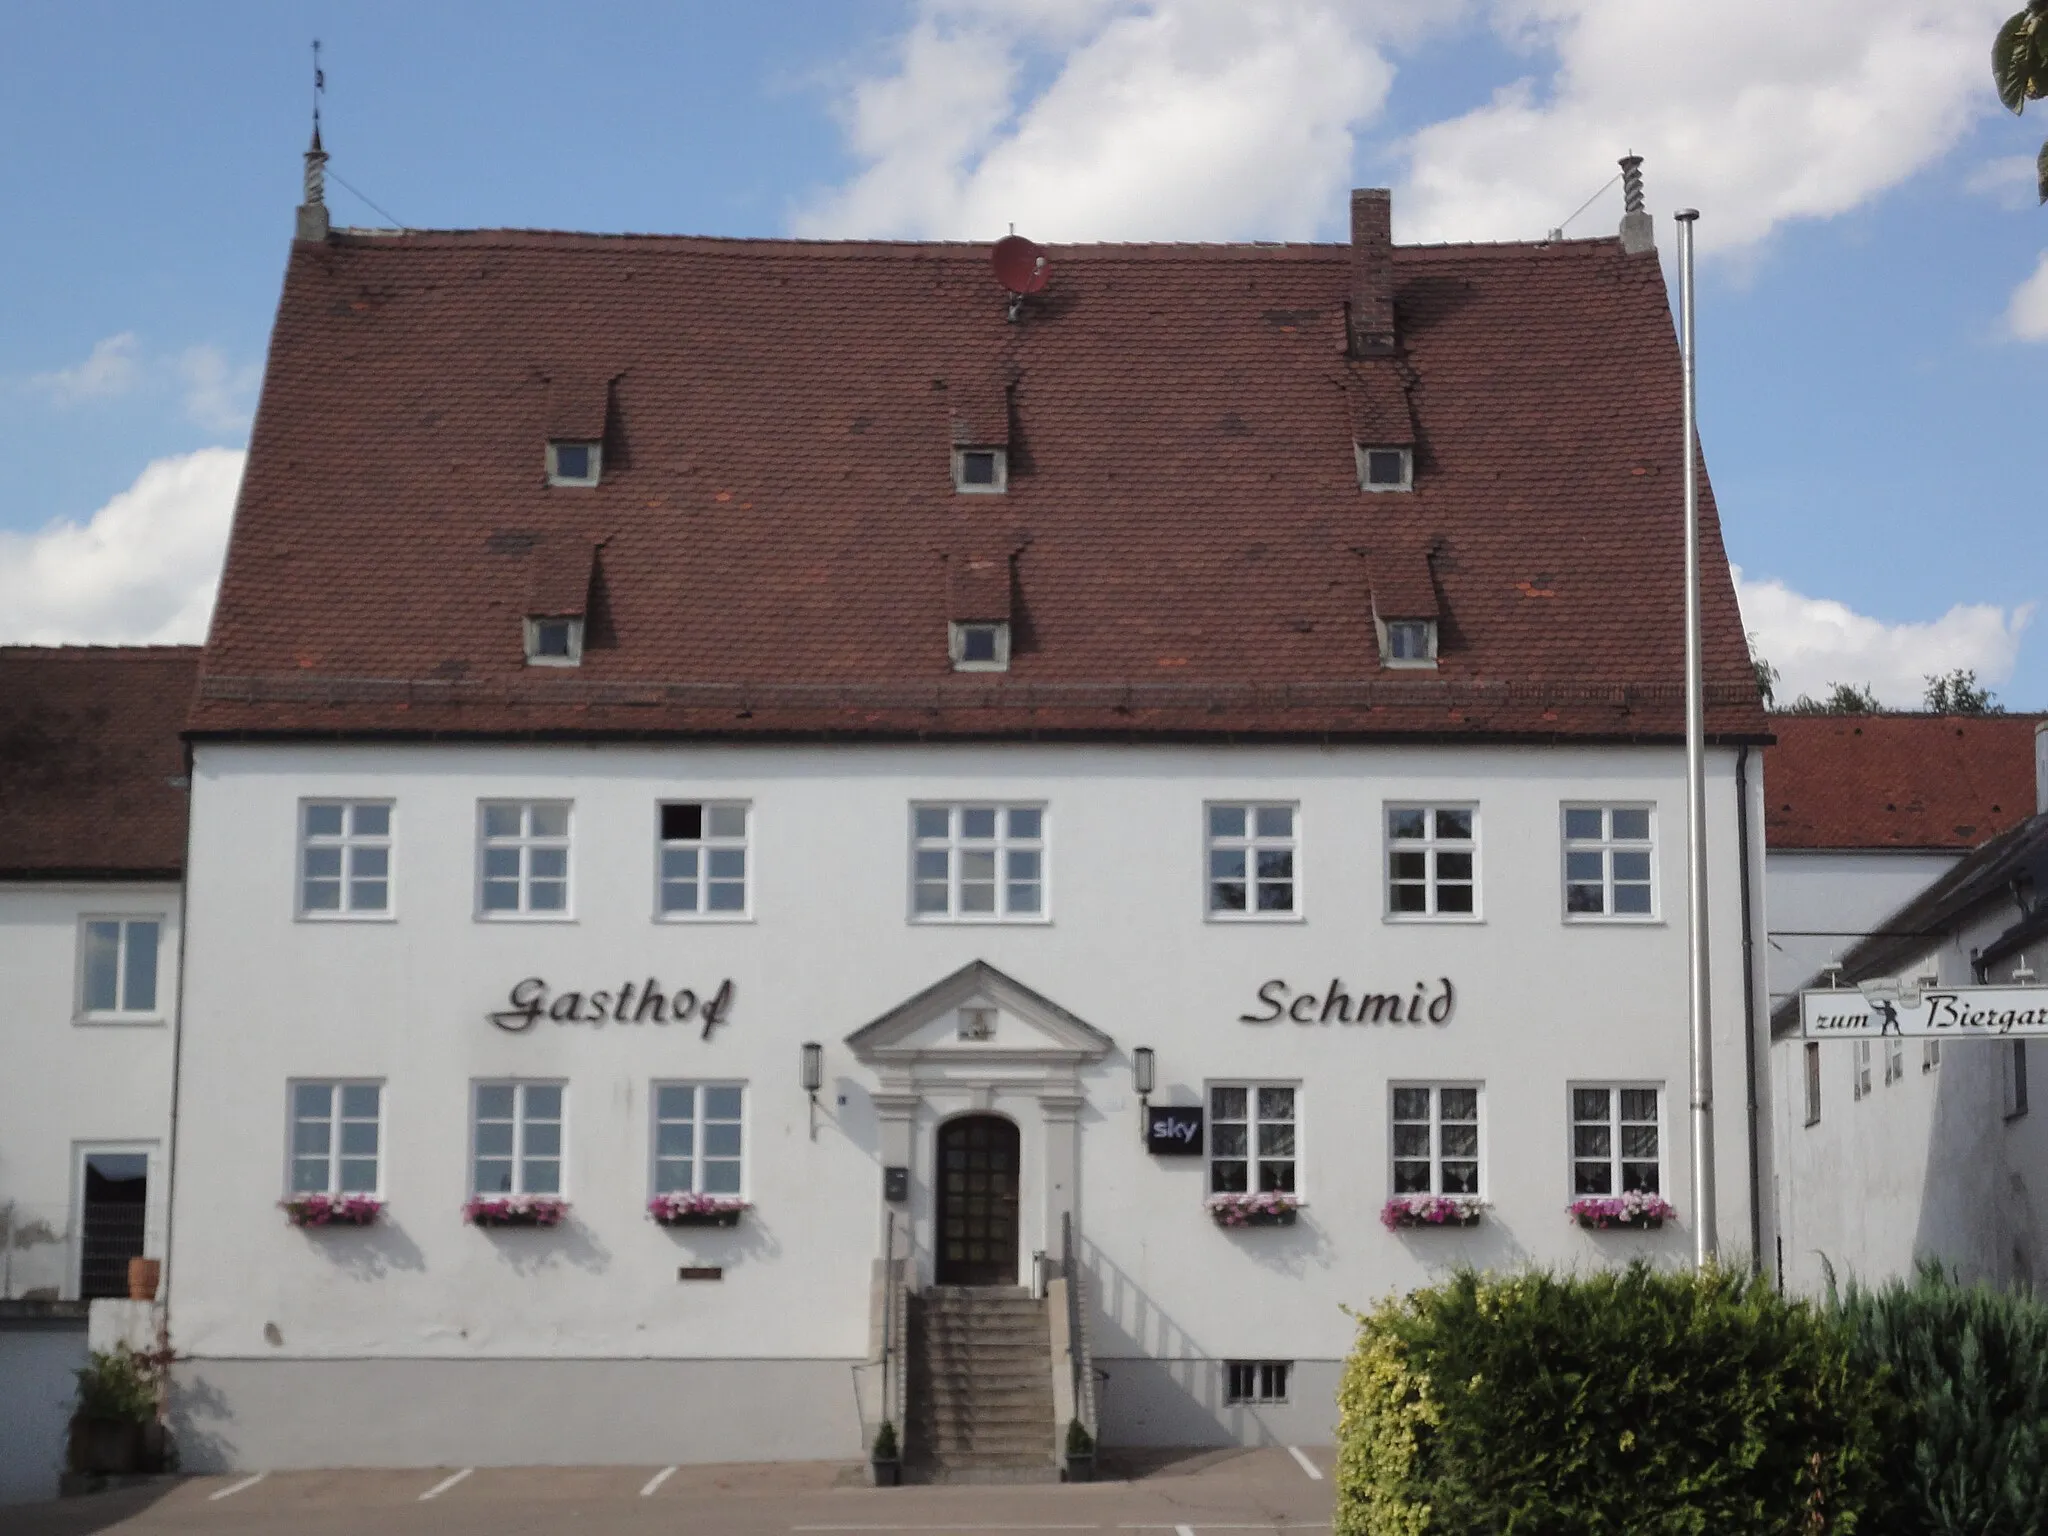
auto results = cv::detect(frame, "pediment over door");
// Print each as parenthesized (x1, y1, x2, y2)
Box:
(844, 960, 1114, 1068)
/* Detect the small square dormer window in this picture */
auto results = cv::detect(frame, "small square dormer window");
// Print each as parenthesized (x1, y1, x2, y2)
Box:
(1378, 618, 1436, 669)
(547, 441, 602, 487)
(950, 621, 1009, 671)
(953, 447, 1007, 493)
(525, 617, 584, 666)
(1358, 446, 1412, 492)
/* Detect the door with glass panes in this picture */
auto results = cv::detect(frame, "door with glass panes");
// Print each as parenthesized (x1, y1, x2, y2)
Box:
(934, 1115, 1020, 1286)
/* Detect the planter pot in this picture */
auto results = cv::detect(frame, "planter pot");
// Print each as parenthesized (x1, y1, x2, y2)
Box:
(126, 1257, 160, 1301)
(1388, 1213, 1482, 1230)
(1063, 1452, 1096, 1483)
(1577, 1214, 1664, 1231)
(869, 1457, 902, 1487)
(655, 1210, 743, 1228)
(471, 1212, 555, 1229)
(69, 1416, 143, 1476)
(1210, 1207, 1299, 1229)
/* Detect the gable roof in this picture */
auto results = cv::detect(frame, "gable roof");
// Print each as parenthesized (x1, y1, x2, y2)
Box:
(1764, 714, 2045, 851)
(192, 215, 1767, 743)
(0, 646, 198, 879)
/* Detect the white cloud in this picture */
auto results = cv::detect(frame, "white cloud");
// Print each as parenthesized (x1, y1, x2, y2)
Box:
(794, 0, 1427, 241)
(0, 448, 243, 645)
(30, 332, 142, 404)
(1965, 153, 2041, 211)
(1735, 565, 2032, 709)
(176, 345, 261, 434)
(1398, 0, 2014, 253)
(2007, 250, 2048, 341)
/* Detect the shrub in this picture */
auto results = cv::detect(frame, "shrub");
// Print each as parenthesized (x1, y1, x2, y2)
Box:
(1831, 1261, 2048, 1535)
(1065, 1417, 1094, 1456)
(871, 1420, 898, 1460)
(1336, 1263, 1885, 1535)
(73, 1348, 156, 1425)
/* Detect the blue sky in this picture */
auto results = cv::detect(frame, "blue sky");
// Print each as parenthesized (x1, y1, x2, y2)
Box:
(2, 0, 2041, 707)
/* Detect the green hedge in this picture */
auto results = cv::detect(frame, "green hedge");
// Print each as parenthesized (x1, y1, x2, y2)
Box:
(1335, 1263, 1885, 1535)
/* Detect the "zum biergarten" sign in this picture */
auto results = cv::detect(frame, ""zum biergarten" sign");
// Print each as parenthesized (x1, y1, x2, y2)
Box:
(1799, 984, 2048, 1040)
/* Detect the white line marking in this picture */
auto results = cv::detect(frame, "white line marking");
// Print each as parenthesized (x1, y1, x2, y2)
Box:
(208, 1472, 266, 1501)
(419, 1467, 473, 1501)
(1288, 1445, 1324, 1481)
(793, 1527, 1101, 1532)
(641, 1464, 678, 1497)
(1176, 1526, 1198, 1536)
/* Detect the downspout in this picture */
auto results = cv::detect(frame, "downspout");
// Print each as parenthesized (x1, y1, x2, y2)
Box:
(1736, 745, 1763, 1273)
(157, 741, 197, 1400)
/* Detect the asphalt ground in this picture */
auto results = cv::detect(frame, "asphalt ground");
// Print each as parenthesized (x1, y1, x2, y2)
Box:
(0, 1446, 1336, 1536)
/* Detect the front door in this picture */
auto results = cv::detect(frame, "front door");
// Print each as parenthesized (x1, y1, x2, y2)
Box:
(935, 1116, 1020, 1286)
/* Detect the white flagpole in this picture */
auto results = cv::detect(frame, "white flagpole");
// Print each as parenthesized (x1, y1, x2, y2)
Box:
(1676, 207, 1717, 1266)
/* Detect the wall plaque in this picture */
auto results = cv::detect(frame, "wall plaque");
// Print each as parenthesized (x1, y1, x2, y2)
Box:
(1145, 1104, 1205, 1155)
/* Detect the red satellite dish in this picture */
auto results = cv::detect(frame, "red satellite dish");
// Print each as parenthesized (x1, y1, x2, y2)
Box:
(991, 235, 1051, 295)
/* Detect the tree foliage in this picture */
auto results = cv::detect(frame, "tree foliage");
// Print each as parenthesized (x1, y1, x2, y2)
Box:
(1778, 681, 1883, 716)
(1923, 668, 2002, 715)
(1994, 2, 2048, 203)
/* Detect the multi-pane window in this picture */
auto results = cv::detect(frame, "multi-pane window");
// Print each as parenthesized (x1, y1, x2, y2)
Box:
(2004, 1042, 2029, 1120)
(290, 1082, 382, 1194)
(1386, 807, 1476, 917)
(1804, 1042, 1822, 1126)
(78, 918, 160, 1017)
(652, 1084, 745, 1195)
(1884, 1035, 1904, 1086)
(479, 801, 571, 916)
(1922, 1038, 1942, 1074)
(1385, 620, 1434, 662)
(1563, 806, 1655, 917)
(1208, 1084, 1297, 1194)
(1226, 1361, 1292, 1403)
(1570, 1087, 1660, 1196)
(1853, 1040, 1872, 1101)
(300, 801, 392, 915)
(472, 1083, 563, 1195)
(1391, 1085, 1480, 1196)
(1207, 804, 1295, 916)
(911, 805, 1044, 920)
(658, 803, 748, 917)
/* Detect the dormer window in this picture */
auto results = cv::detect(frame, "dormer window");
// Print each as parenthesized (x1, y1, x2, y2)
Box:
(547, 441, 602, 487)
(525, 617, 584, 666)
(1357, 446, 1412, 492)
(1382, 619, 1436, 668)
(953, 447, 1007, 493)
(950, 621, 1009, 672)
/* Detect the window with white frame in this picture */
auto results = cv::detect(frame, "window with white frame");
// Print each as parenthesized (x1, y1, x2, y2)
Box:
(478, 801, 571, 916)
(952, 446, 1007, 492)
(1207, 804, 1296, 916)
(1390, 1085, 1480, 1196)
(1853, 1040, 1872, 1101)
(1386, 806, 1476, 917)
(658, 803, 749, 917)
(300, 801, 392, 915)
(546, 440, 602, 486)
(1356, 445, 1412, 491)
(1885, 1035, 1904, 1086)
(524, 616, 584, 666)
(948, 621, 1010, 672)
(290, 1082, 382, 1194)
(1923, 1038, 1942, 1073)
(1804, 1042, 1822, 1125)
(472, 1082, 563, 1195)
(1570, 1086, 1660, 1196)
(1208, 1084, 1297, 1194)
(1383, 619, 1436, 664)
(911, 805, 1044, 920)
(1563, 805, 1655, 918)
(78, 918, 160, 1018)
(652, 1084, 745, 1195)
(2004, 1041, 2029, 1120)
(1225, 1361, 1291, 1403)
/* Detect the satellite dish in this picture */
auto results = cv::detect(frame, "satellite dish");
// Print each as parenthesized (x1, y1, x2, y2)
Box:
(991, 235, 1050, 295)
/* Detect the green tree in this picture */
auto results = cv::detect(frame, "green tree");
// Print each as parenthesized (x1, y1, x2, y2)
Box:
(1780, 682, 1883, 716)
(1995, 2, 2048, 203)
(1923, 668, 2002, 715)
(1749, 634, 1780, 708)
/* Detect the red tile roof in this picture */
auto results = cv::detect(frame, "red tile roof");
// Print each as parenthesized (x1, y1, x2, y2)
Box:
(1763, 713, 2046, 850)
(0, 646, 198, 878)
(193, 217, 1767, 742)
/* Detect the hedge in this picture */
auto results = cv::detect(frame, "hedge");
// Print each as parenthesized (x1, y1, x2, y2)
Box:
(1335, 1263, 1885, 1535)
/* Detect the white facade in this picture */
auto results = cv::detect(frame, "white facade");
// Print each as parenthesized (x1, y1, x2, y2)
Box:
(0, 883, 179, 1302)
(168, 738, 1766, 1469)
(1764, 850, 1960, 1022)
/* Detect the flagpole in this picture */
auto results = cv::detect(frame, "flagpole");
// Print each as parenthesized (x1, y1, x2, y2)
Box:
(1676, 207, 1717, 1267)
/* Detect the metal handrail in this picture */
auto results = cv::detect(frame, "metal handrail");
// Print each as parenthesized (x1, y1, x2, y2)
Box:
(1061, 1211, 1091, 1434)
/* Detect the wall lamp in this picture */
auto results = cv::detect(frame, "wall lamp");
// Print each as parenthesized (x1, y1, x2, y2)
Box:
(1133, 1046, 1155, 1143)
(801, 1041, 824, 1140)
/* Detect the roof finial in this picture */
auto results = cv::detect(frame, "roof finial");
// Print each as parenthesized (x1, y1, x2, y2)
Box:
(297, 40, 331, 242)
(1618, 152, 1654, 255)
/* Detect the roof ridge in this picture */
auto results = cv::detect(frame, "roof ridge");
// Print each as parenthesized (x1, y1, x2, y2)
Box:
(0, 643, 204, 659)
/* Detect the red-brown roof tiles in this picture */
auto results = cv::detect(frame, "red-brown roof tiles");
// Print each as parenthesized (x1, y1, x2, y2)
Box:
(193, 218, 1767, 742)
(1, 647, 198, 878)
(1763, 713, 2046, 850)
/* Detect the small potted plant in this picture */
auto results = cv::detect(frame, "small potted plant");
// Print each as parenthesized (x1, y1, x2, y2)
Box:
(126, 1257, 161, 1300)
(1205, 1191, 1303, 1228)
(647, 1193, 751, 1228)
(1569, 1191, 1677, 1230)
(1063, 1417, 1096, 1482)
(463, 1194, 569, 1228)
(869, 1420, 901, 1486)
(280, 1193, 384, 1228)
(67, 1348, 157, 1476)
(1380, 1193, 1487, 1230)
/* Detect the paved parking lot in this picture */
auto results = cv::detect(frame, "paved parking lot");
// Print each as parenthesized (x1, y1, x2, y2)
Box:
(0, 1447, 1335, 1536)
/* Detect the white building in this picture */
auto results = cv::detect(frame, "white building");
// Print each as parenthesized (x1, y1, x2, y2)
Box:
(162, 167, 1774, 1473)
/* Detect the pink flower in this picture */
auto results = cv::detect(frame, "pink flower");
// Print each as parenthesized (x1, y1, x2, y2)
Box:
(280, 1193, 383, 1227)
(647, 1194, 751, 1223)
(1204, 1192, 1303, 1227)
(1568, 1192, 1676, 1228)
(463, 1195, 570, 1227)
(1380, 1194, 1486, 1230)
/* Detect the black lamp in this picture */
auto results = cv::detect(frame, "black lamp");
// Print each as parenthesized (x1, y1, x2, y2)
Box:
(801, 1042, 824, 1139)
(1133, 1047, 1155, 1144)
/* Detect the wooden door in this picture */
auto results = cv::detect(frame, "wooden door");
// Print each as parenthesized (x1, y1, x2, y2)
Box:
(935, 1116, 1020, 1286)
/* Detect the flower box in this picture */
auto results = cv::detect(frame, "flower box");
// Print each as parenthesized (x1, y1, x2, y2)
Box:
(1206, 1193, 1302, 1228)
(1570, 1193, 1675, 1231)
(281, 1194, 384, 1228)
(648, 1194, 750, 1228)
(1381, 1194, 1486, 1230)
(464, 1195, 569, 1228)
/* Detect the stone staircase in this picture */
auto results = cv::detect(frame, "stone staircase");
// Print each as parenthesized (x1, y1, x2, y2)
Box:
(907, 1286, 1057, 1482)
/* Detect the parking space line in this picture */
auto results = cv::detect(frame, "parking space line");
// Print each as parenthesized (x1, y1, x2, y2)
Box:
(419, 1467, 473, 1501)
(1176, 1526, 1197, 1536)
(1288, 1445, 1324, 1481)
(641, 1465, 678, 1497)
(208, 1472, 266, 1501)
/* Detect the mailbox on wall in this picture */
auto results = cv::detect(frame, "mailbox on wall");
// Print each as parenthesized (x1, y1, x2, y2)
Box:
(1144, 1104, 1204, 1156)
(883, 1165, 910, 1202)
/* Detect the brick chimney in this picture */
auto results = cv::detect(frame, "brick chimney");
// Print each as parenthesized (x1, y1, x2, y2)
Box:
(1349, 188, 1396, 357)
